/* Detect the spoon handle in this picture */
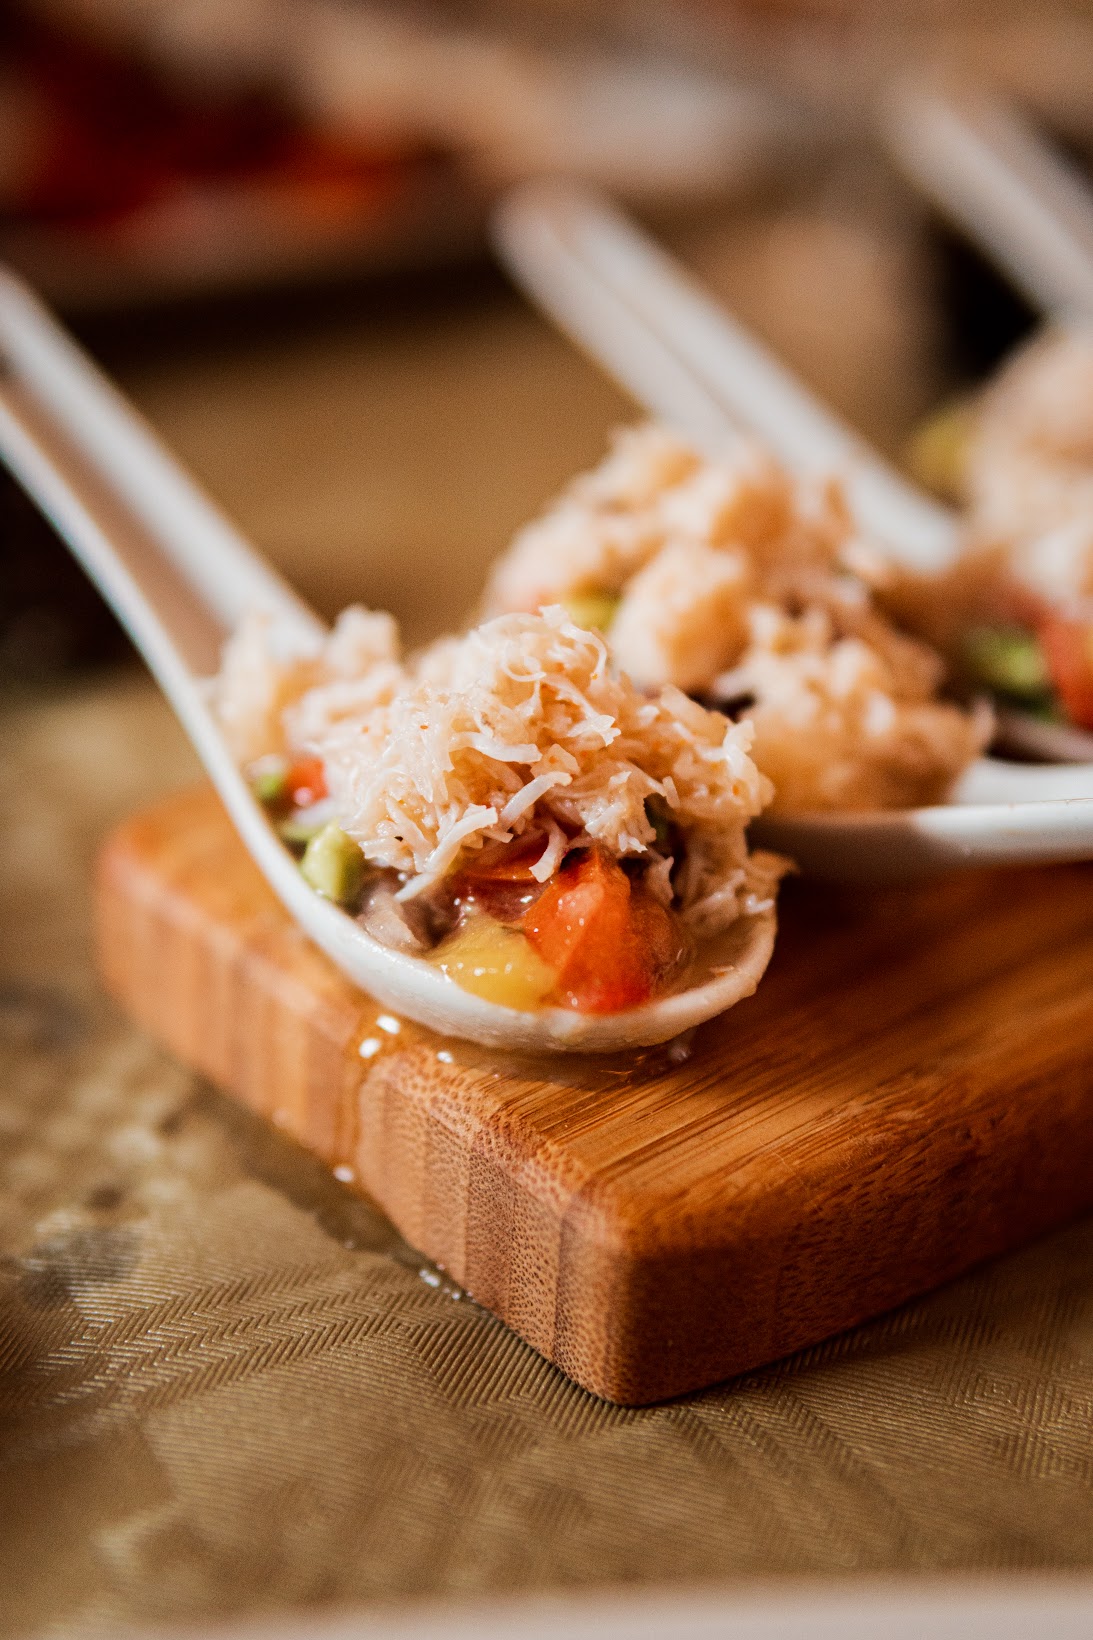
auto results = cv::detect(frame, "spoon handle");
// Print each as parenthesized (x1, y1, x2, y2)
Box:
(493, 180, 956, 572)
(0, 375, 227, 681)
(0, 266, 335, 898)
(0, 269, 322, 654)
(0, 271, 363, 996)
(884, 80, 1093, 323)
(0, 265, 340, 911)
(0, 344, 283, 875)
(491, 190, 748, 454)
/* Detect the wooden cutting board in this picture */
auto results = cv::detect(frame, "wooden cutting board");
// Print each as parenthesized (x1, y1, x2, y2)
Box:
(95, 784, 1093, 1405)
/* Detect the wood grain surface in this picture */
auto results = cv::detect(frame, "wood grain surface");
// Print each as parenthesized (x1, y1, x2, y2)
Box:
(95, 784, 1093, 1405)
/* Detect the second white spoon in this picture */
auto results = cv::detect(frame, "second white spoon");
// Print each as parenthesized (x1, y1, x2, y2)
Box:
(490, 180, 1093, 877)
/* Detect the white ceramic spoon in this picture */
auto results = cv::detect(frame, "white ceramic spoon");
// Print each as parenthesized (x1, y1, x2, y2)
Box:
(494, 179, 956, 572)
(884, 79, 1093, 329)
(882, 77, 1093, 762)
(490, 180, 1093, 877)
(503, 170, 1093, 767)
(0, 266, 775, 1051)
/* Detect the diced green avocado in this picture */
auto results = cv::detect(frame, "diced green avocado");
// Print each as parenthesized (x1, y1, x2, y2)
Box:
(250, 758, 288, 805)
(962, 626, 1051, 703)
(562, 590, 621, 633)
(300, 824, 366, 906)
(906, 398, 976, 503)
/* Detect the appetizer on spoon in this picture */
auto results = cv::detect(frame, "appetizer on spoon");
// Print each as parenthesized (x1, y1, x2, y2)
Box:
(909, 327, 1093, 762)
(0, 266, 779, 1051)
(883, 79, 1093, 759)
(484, 423, 987, 815)
(491, 177, 1093, 768)
(489, 179, 1093, 875)
(218, 600, 783, 1033)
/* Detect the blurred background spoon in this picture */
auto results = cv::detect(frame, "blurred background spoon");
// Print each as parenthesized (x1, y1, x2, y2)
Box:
(492, 177, 1093, 771)
(883, 77, 1093, 327)
(494, 178, 956, 576)
(489, 179, 1093, 876)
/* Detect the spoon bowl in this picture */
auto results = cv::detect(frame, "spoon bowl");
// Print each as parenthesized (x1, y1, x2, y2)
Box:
(0, 267, 778, 1051)
(758, 760, 1093, 881)
(489, 179, 1093, 875)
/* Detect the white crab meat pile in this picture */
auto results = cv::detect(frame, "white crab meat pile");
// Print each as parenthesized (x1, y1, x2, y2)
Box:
(485, 425, 985, 812)
(216, 602, 781, 940)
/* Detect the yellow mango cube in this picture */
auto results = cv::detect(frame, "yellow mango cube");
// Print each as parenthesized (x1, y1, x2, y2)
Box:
(431, 911, 556, 1011)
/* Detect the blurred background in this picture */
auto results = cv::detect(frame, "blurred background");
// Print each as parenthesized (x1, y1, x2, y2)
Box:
(4, 0, 1093, 673)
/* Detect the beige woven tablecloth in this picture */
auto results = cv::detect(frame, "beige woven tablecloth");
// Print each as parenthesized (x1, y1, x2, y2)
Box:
(3, 216, 1093, 1637)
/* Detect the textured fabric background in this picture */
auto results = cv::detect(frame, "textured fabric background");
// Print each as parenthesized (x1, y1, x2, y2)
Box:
(3, 212, 1093, 1637)
(5, 654, 1093, 1640)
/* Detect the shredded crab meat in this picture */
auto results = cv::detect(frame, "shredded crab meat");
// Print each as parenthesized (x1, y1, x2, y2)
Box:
(609, 540, 752, 694)
(714, 606, 983, 812)
(215, 607, 403, 765)
(485, 424, 985, 812)
(216, 603, 778, 935)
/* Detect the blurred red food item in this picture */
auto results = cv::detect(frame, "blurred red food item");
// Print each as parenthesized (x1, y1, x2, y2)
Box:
(0, 9, 414, 231)
(284, 757, 329, 808)
(522, 844, 687, 1013)
(1038, 613, 1093, 731)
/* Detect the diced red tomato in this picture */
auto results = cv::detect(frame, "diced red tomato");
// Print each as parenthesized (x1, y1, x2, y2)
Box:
(1037, 614, 1093, 730)
(285, 757, 327, 807)
(521, 845, 687, 1013)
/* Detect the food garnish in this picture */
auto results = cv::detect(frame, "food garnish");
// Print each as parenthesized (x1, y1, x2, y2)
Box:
(912, 329, 1093, 735)
(217, 602, 782, 1021)
(1036, 615, 1093, 731)
(521, 845, 688, 1013)
(961, 626, 1053, 708)
(300, 824, 367, 906)
(486, 425, 986, 810)
(561, 590, 621, 633)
